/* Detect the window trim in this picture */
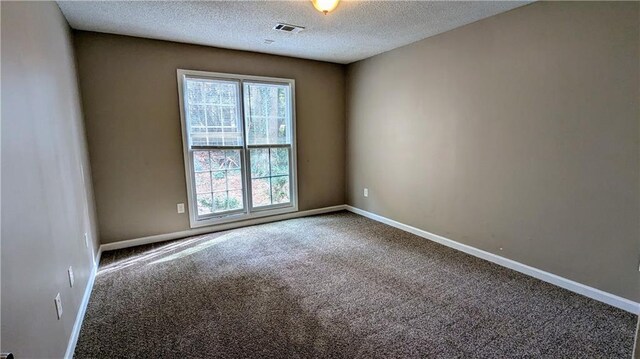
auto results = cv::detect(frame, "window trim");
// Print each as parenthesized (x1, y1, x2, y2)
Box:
(177, 69, 298, 229)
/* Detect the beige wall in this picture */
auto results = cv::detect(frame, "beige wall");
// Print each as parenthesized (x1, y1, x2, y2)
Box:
(346, 1, 640, 302)
(1, 2, 99, 357)
(74, 32, 346, 244)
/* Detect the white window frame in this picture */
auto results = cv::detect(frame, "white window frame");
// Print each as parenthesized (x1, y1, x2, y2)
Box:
(177, 69, 298, 228)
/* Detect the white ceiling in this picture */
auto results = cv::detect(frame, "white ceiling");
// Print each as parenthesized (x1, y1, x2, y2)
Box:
(57, 1, 529, 64)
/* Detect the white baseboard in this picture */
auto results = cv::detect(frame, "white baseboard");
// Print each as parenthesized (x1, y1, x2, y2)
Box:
(95, 246, 103, 267)
(64, 255, 99, 359)
(100, 205, 347, 252)
(345, 205, 640, 315)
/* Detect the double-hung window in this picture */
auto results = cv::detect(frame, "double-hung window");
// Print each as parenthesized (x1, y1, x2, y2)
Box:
(177, 70, 297, 228)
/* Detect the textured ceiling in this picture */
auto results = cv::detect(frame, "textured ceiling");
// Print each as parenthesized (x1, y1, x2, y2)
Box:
(57, 1, 529, 64)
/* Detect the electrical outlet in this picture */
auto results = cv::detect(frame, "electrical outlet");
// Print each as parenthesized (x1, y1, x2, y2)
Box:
(84, 232, 89, 248)
(364, 188, 369, 197)
(68, 266, 74, 288)
(177, 203, 185, 214)
(54, 293, 63, 320)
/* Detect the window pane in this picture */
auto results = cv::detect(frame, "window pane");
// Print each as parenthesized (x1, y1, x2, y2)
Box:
(226, 151, 241, 169)
(185, 78, 243, 146)
(197, 193, 213, 215)
(195, 172, 212, 194)
(203, 82, 217, 103)
(206, 105, 221, 127)
(228, 190, 244, 211)
(227, 169, 242, 190)
(211, 171, 226, 192)
(210, 150, 227, 170)
(193, 151, 210, 172)
(213, 191, 228, 213)
(189, 105, 207, 146)
(271, 176, 290, 204)
(221, 84, 235, 104)
(250, 149, 269, 178)
(244, 83, 291, 145)
(270, 148, 289, 176)
(252, 178, 271, 207)
(189, 105, 205, 127)
(187, 81, 203, 103)
(221, 107, 234, 126)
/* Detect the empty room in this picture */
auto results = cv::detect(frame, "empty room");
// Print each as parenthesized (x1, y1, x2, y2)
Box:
(1, 0, 639, 358)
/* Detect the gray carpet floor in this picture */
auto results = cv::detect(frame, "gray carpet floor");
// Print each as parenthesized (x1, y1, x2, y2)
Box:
(75, 211, 637, 358)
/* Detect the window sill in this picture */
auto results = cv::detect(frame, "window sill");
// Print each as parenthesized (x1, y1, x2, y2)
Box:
(189, 204, 298, 229)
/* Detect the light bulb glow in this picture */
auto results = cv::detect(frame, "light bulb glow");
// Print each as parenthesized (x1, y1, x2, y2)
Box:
(311, 0, 340, 15)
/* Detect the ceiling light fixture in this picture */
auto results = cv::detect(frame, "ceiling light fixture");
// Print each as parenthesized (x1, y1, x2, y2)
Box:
(311, 0, 340, 15)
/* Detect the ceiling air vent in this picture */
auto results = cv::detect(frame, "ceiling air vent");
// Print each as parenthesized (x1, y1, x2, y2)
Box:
(273, 23, 305, 33)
